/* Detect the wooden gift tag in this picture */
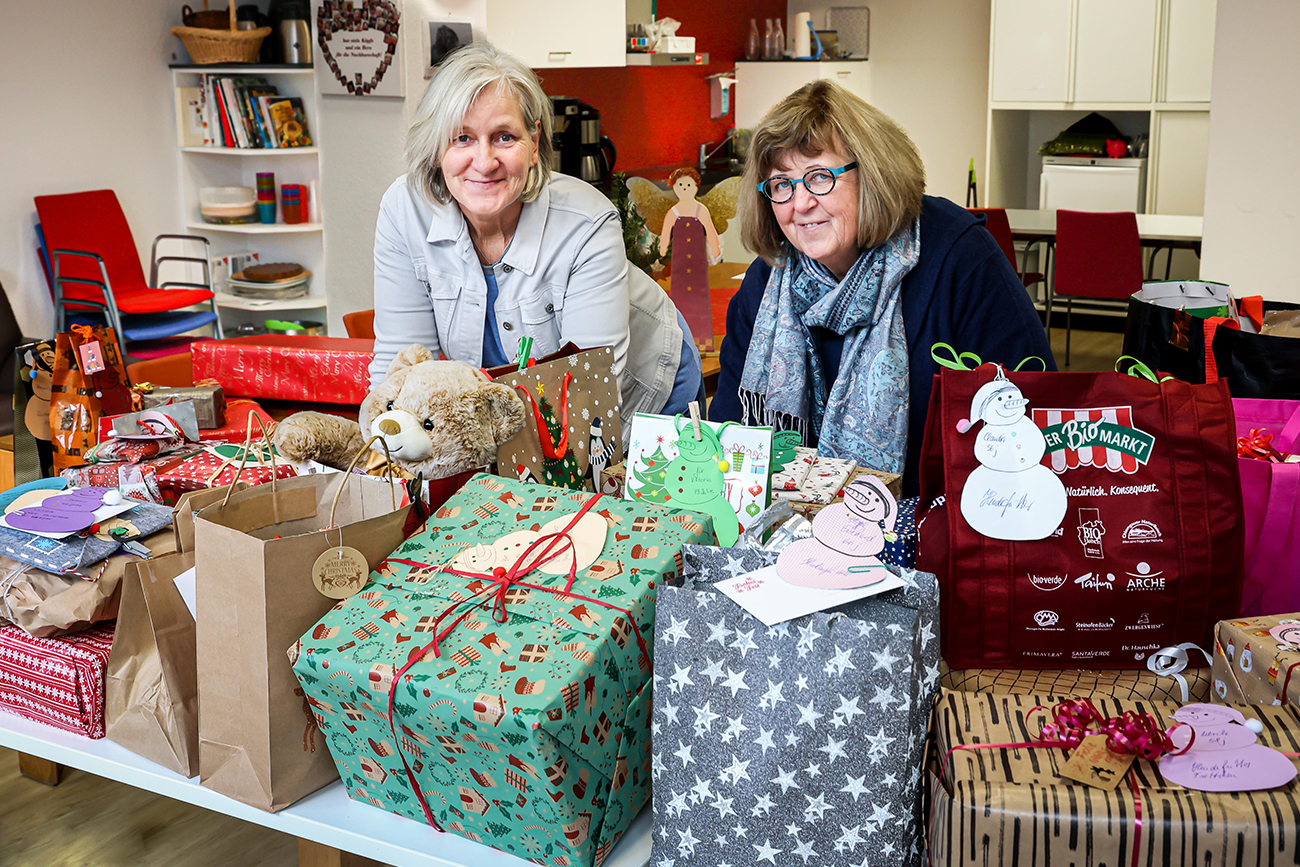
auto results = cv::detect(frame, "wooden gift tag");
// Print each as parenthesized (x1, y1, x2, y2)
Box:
(1058, 734, 1135, 790)
(312, 545, 370, 599)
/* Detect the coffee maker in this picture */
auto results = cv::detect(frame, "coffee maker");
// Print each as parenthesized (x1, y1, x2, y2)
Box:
(550, 98, 617, 184)
(550, 96, 581, 175)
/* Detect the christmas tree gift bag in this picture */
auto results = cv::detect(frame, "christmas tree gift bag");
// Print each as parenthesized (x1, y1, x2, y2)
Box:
(487, 344, 623, 492)
(651, 544, 941, 867)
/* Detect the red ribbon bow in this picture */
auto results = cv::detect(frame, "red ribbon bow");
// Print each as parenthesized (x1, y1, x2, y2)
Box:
(1238, 428, 1284, 462)
(1028, 697, 1193, 760)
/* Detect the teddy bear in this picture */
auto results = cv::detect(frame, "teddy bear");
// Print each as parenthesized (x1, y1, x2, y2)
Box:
(273, 345, 527, 479)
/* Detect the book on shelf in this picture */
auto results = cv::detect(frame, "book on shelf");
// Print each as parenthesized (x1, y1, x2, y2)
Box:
(184, 75, 313, 149)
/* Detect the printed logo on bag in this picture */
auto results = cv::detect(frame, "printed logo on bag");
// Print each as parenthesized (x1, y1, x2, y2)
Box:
(1075, 617, 1116, 631)
(1122, 519, 1163, 544)
(1074, 571, 1115, 592)
(1072, 649, 1111, 660)
(1124, 612, 1165, 631)
(1124, 641, 1161, 658)
(1030, 609, 1062, 630)
(1028, 572, 1068, 591)
(1032, 406, 1155, 474)
(1122, 562, 1166, 591)
(1076, 508, 1105, 559)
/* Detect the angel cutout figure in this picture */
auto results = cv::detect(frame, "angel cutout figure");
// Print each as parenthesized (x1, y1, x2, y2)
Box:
(627, 171, 741, 353)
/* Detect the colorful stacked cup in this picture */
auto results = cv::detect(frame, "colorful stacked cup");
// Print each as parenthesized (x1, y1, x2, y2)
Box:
(256, 172, 276, 223)
(280, 184, 302, 224)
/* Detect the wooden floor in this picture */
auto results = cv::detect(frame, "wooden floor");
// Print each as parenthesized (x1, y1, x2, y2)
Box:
(0, 746, 298, 867)
(0, 327, 1124, 867)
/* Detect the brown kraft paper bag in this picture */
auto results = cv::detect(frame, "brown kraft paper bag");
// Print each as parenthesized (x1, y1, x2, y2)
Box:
(487, 343, 623, 491)
(106, 552, 200, 777)
(193, 471, 411, 812)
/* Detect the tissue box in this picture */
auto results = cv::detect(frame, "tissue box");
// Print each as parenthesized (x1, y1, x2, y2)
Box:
(290, 475, 713, 867)
(1213, 613, 1300, 706)
(0, 623, 115, 737)
(656, 36, 695, 53)
(930, 690, 1300, 867)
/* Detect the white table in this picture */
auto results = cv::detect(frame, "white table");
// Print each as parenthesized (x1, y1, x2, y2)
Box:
(1005, 209, 1203, 243)
(1, 709, 652, 867)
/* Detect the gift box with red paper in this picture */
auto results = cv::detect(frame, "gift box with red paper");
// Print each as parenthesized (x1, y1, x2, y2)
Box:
(155, 447, 296, 502)
(0, 623, 115, 737)
(192, 336, 374, 405)
(289, 474, 714, 867)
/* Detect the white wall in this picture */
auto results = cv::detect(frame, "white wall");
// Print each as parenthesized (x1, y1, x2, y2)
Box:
(0, 1, 180, 336)
(319, 0, 487, 335)
(789, 0, 992, 205)
(1200, 1, 1300, 301)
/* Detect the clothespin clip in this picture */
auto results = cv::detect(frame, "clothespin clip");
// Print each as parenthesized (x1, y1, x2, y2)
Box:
(688, 401, 703, 441)
(516, 336, 534, 371)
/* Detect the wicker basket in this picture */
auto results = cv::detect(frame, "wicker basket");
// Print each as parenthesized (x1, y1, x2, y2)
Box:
(171, 2, 271, 65)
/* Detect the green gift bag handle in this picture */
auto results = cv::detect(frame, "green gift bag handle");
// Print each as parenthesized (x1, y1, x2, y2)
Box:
(1115, 355, 1175, 383)
(930, 342, 1047, 372)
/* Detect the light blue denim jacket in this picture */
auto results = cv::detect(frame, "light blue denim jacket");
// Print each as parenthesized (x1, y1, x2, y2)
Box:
(369, 173, 684, 415)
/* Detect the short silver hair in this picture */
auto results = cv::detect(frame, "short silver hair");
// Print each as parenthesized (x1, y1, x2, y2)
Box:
(406, 42, 554, 206)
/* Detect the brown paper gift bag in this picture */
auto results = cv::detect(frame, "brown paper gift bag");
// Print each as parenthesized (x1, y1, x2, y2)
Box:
(487, 343, 623, 491)
(193, 469, 411, 812)
(105, 552, 200, 777)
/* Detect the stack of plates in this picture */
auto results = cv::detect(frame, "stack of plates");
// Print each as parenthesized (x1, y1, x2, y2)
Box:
(227, 269, 313, 299)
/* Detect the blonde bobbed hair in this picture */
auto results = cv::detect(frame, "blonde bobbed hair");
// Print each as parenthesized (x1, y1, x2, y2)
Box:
(739, 79, 925, 264)
(406, 42, 554, 206)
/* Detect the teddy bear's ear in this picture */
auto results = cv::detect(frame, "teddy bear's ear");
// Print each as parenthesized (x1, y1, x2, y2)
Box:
(387, 344, 436, 377)
(478, 382, 527, 446)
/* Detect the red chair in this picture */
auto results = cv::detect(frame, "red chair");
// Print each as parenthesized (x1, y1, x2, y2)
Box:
(968, 207, 1050, 296)
(343, 309, 375, 339)
(34, 190, 222, 357)
(1051, 209, 1143, 365)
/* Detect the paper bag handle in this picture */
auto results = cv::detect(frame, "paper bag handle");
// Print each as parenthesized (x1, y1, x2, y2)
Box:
(326, 434, 397, 527)
(219, 411, 278, 508)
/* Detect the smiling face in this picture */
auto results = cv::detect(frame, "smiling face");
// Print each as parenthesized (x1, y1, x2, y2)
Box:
(440, 86, 538, 231)
(673, 175, 698, 201)
(768, 144, 861, 280)
(987, 386, 1028, 423)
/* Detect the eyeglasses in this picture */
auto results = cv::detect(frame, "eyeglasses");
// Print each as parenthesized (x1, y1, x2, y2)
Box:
(757, 162, 858, 203)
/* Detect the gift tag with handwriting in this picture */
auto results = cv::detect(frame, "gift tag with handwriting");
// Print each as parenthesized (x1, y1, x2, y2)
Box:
(313, 546, 370, 599)
(1058, 734, 1134, 790)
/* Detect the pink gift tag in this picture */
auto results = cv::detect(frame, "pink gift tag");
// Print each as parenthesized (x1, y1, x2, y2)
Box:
(1269, 622, 1300, 646)
(1160, 747, 1297, 792)
(78, 340, 107, 374)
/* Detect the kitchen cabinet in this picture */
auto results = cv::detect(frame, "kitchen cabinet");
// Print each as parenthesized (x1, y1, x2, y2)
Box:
(1074, 0, 1158, 103)
(1150, 110, 1210, 215)
(1163, 0, 1216, 102)
(486, 0, 625, 69)
(990, 0, 1072, 103)
(734, 62, 872, 130)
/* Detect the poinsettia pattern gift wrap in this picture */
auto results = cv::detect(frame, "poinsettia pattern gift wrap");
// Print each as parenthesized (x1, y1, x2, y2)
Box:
(289, 474, 714, 867)
(0, 622, 115, 737)
(191, 336, 373, 405)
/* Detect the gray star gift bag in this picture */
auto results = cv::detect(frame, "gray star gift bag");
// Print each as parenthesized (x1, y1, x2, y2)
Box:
(650, 544, 940, 867)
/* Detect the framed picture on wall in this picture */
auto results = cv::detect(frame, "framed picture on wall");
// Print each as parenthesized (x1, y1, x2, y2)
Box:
(314, 0, 405, 98)
(424, 21, 473, 78)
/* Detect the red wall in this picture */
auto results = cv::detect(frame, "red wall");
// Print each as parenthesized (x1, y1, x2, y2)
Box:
(536, 0, 787, 171)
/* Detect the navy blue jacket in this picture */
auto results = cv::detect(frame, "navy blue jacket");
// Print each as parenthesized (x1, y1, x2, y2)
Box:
(709, 195, 1056, 496)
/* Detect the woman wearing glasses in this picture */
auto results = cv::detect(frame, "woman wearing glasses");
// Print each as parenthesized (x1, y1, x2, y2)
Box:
(709, 80, 1053, 495)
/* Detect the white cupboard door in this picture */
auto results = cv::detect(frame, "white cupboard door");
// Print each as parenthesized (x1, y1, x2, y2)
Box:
(1164, 0, 1216, 102)
(1074, 0, 1158, 103)
(990, 0, 1072, 103)
(485, 0, 624, 69)
(1151, 111, 1210, 215)
(822, 62, 872, 104)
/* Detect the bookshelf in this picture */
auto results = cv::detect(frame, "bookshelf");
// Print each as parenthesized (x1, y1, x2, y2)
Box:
(170, 64, 329, 334)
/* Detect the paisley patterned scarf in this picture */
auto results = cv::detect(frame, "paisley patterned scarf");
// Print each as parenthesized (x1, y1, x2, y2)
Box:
(738, 219, 919, 473)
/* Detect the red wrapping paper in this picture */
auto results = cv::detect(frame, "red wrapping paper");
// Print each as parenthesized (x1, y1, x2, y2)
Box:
(0, 623, 115, 737)
(156, 450, 296, 499)
(192, 336, 374, 405)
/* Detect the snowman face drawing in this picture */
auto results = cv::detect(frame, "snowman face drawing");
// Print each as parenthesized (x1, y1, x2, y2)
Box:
(843, 480, 889, 522)
(985, 385, 1028, 424)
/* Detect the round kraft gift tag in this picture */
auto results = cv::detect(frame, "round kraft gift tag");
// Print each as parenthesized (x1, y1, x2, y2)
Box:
(312, 546, 371, 599)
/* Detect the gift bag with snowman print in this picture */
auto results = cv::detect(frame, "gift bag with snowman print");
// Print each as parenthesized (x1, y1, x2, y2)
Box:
(917, 365, 1244, 670)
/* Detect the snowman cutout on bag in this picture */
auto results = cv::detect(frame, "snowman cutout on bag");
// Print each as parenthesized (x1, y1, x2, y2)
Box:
(1159, 703, 1298, 792)
(957, 365, 1067, 541)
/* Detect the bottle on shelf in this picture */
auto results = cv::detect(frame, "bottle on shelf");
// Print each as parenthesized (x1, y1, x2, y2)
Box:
(773, 18, 785, 59)
(763, 19, 775, 60)
(746, 19, 760, 61)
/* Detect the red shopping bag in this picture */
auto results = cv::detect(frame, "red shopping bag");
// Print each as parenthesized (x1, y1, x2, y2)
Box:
(917, 367, 1244, 670)
(1233, 398, 1300, 616)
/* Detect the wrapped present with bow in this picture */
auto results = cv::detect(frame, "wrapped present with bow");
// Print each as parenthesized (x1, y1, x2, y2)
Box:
(289, 474, 714, 867)
(131, 378, 227, 429)
(1213, 613, 1300, 707)
(930, 689, 1300, 866)
(155, 440, 295, 503)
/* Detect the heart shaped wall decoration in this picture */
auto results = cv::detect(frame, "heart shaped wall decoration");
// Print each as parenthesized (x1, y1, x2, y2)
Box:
(315, 0, 405, 98)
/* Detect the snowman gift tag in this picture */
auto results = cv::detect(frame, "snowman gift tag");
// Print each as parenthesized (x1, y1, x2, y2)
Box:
(957, 365, 1067, 541)
(777, 475, 896, 590)
(1159, 703, 1298, 791)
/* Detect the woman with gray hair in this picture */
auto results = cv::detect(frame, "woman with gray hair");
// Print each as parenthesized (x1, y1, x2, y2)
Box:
(709, 79, 1053, 495)
(370, 42, 701, 415)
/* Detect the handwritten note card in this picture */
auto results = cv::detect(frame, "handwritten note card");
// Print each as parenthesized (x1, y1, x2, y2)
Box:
(715, 565, 905, 626)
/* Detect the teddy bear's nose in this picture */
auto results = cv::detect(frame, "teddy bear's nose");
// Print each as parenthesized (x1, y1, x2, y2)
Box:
(378, 418, 401, 436)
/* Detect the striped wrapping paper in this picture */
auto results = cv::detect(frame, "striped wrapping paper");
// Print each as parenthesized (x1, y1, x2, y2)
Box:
(929, 689, 1300, 866)
(940, 661, 1213, 702)
(0, 623, 115, 737)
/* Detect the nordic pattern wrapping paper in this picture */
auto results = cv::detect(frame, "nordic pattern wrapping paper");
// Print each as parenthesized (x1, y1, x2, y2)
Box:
(0, 622, 115, 737)
(930, 689, 1300, 867)
(654, 545, 940, 866)
(290, 474, 714, 867)
(771, 446, 815, 493)
(940, 661, 1211, 703)
(1213, 613, 1300, 707)
(772, 454, 857, 505)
